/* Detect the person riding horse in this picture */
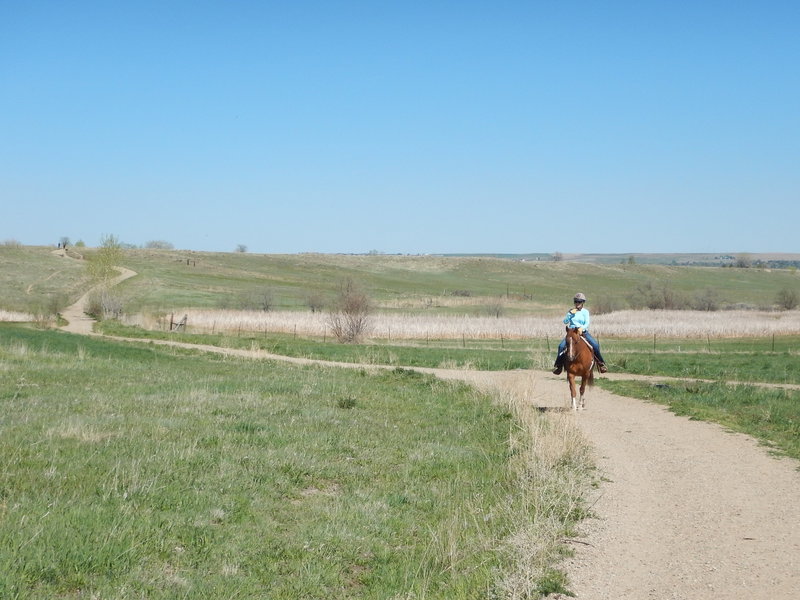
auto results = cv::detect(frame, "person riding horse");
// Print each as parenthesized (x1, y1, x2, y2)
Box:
(552, 292, 608, 374)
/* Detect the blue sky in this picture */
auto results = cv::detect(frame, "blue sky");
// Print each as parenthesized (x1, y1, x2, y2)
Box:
(2, 1, 798, 254)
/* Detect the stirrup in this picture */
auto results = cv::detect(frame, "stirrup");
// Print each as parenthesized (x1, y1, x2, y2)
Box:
(552, 365, 563, 375)
(598, 363, 608, 373)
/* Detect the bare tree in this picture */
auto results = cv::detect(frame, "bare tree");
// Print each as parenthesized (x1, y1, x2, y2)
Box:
(735, 253, 753, 268)
(306, 292, 326, 313)
(328, 278, 372, 343)
(145, 240, 174, 249)
(776, 288, 799, 311)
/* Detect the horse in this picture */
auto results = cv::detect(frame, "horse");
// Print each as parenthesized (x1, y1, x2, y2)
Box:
(564, 326, 595, 410)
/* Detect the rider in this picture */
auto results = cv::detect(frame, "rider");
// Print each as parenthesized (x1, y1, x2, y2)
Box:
(552, 292, 608, 374)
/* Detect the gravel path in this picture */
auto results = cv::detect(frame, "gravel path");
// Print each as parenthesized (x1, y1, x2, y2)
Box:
(538, 378, 800, 600)
(58, 264, 800, 599)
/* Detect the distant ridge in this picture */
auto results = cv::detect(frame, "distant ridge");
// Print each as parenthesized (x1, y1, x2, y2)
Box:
(438, 252, 800, 267)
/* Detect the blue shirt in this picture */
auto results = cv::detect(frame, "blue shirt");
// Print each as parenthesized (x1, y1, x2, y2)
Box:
(563, 307, 590, 331)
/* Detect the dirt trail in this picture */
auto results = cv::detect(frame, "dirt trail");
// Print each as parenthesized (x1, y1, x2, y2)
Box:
(57, 262, 800, 599)
(59, 266, 137, 334)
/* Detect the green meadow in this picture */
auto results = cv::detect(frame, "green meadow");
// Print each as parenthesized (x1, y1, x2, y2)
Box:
(2, 245, 799, 598)
(5, 246, 799, 315)
(0, 325, 591, 599)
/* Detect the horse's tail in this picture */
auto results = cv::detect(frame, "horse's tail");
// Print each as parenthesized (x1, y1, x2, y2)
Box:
(588, 367, 595, 386)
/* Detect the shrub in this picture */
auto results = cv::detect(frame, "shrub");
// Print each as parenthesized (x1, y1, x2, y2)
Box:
(629, 281, 690, 310)
(238, 289, 275, 312)
(776, 288, 799, 311)
(485, 302, 505, 318)
(306, 292, 326, 313)
(693, 288, 720, 311)
(144, 240, 174, 250)
(86, 234, 123, 281)
(592, 296, 626, 315)
(328, 278, 372, 343)
(86, 289, 125, 320)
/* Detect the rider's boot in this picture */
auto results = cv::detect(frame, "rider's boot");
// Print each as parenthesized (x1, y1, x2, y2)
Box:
(597, 359, 608, 373)
(552, 355, 564, 375)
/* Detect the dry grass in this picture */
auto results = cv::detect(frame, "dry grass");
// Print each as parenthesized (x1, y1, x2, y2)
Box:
(124, 308, 800, 340)
(0, 309, 35, 322)
(488, 375, 594, 597)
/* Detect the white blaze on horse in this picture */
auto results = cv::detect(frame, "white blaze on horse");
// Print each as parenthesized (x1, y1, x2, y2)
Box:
(563, 326, 595, 410)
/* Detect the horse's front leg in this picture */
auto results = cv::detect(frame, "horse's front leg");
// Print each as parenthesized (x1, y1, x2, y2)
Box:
(568, 373, 578, 410)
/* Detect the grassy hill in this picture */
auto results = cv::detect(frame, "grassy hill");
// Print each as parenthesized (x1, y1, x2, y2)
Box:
(3, 246, 798, 317)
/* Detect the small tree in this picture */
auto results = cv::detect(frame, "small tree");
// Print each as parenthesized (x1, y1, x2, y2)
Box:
(328, 278, 371, 343)
(735, 253, 753, 268)
(485, 302, 505, 318)
(87, 234, 123, 281)
(693, 288, 720, 311)
(236, 244, 248, 253)
(776, 288, 799, 311)
(86, 288, 125, 320)
(306, 292, 326, 313)
(145, 240, 174, 249)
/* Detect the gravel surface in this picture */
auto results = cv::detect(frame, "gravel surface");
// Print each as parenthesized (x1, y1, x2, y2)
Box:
(536, 376, 800, 600)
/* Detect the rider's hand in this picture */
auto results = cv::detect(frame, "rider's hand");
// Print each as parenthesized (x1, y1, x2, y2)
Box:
(569, 308, 578, 314)
(577, 327, 584, 335)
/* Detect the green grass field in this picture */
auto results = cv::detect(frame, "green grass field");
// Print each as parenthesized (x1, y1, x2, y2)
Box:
(2, 245, 799, 598)
(0, 325, 591, 599)
(5, 246, 799, 316)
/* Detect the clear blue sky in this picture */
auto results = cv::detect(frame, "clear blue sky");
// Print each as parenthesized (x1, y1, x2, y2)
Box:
(2, 1, 798, 254)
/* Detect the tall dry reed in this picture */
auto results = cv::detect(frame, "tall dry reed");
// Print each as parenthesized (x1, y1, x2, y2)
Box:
(124, 308, 800, 340)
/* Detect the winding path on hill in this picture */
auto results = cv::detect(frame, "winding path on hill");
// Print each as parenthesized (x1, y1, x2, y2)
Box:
(57, 261, 800, 599)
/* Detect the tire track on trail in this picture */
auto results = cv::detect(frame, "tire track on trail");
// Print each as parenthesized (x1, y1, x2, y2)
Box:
(57, 261, 800, 599)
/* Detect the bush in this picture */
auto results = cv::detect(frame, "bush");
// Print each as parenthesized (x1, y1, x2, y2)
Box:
(776, 288, 799, 311)
(306, 292, 326, 313)
(328, 279, 372, 343)
(238, 289, 275, 312)
(144, 240, 174, 250)
(592, 296, 626, 315)
(693, 288, 720, 311)
(629, 281, 689, 310)
(86, 289, 125, 320)
(86, 234, 123, 281)
(485, 302, 505, 318)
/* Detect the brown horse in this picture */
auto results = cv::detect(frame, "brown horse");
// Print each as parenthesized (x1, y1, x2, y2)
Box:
(564, 326, 595, 410)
